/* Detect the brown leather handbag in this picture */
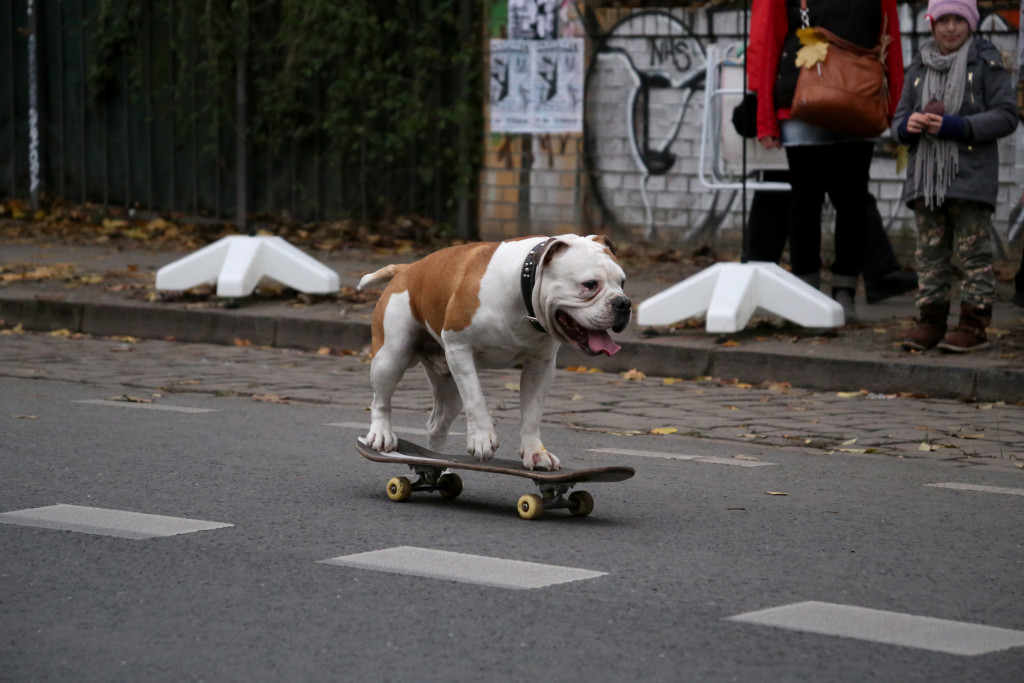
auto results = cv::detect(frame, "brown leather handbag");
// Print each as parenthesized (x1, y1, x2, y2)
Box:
(789, 0, 891, 138)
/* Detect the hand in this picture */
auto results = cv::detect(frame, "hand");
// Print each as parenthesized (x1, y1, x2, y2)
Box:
(758, 136, 781, 150)
(906, 112, 943, 135)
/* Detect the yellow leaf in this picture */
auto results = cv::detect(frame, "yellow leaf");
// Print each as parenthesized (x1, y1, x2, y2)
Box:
(918, 442, 937, 452)
(233, 338, 251, 347)
(49, 329, 73, 338)
(504, 382, 520, 392)
(836, 391, 866, 398)
(841, 438, 858, 445)
(663, 377, 682, 385)
(795, 40, 829, 69)
(896, 145, 909, 174)
(720, 339, 743, 348)
(650, 427, 678, 435)
(621, 369, 646, 381)
(723, 405, 739, 410)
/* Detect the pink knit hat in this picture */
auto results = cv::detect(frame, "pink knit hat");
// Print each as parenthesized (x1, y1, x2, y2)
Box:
(926, 0, 979, 32)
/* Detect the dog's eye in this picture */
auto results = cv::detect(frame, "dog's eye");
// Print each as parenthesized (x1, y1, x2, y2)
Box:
(582, 280, 599, 291)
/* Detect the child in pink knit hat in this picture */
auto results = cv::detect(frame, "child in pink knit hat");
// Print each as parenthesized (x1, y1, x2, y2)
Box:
(925, 0, 979, 32)
(892, 0, 1019, 352)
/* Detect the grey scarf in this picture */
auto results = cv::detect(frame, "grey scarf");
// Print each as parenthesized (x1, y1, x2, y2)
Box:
(913, 37, 971, 208)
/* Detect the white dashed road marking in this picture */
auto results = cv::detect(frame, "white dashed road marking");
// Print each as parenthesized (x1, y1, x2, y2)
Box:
(925, 482, 1024, 497)
(319, 546, 607, 589)
(728, 601, 1024, 656)
(73, 399, 218, 413)
(587, 447, 776, 467)
(0, 504, 234, 539)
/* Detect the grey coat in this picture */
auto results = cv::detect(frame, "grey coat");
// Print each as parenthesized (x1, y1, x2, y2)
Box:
(891, 35, 1018, 210)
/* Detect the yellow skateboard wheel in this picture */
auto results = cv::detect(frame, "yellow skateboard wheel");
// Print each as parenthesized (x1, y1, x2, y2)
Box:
(517, 493, 544, 520)
(568, 490, 594, 517)
(386, 476, 412, 502)
(438, 473, 463, 499)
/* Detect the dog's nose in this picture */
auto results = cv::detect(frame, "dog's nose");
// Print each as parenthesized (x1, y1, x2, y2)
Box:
(612, 296, 631, 332)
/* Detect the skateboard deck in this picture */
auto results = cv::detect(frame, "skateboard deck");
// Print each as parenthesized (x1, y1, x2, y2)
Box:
(356, 437, 634, 519)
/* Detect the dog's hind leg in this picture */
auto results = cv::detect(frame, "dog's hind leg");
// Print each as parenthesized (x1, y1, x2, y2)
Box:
(423, 362, 463, 452)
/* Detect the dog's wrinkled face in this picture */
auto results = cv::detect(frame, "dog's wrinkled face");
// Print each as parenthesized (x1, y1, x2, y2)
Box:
(535, 235, 630, 356)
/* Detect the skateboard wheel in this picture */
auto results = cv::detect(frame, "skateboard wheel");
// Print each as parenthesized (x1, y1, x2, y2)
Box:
(386, 476, 412, 502)
(568, 490, 594, 517)
(437, 473, 463, 499)
(517, 493, 544, 520)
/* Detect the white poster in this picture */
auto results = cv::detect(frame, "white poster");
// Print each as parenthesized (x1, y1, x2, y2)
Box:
(489, 38, 584, 134)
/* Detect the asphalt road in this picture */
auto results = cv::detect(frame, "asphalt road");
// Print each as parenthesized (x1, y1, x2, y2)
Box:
(2, 335, 1023, 682)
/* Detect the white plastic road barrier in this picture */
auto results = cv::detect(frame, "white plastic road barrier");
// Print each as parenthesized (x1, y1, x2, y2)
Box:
(636, 261, 844, 333)
(155, 235, 340, 297)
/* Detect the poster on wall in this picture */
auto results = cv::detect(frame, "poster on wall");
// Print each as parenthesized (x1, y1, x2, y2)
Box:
(489, 38, 583, 133)
(508, 0, 559, 40)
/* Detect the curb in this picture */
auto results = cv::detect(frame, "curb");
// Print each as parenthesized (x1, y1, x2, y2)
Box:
(2, 293, 1022, 403)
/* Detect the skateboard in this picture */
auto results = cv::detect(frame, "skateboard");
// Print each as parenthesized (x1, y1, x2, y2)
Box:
(355, 437, 634, 520)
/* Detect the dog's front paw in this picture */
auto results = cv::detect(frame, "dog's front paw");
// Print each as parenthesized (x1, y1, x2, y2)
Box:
(365, 422, 397, 453)
(522, 447, 560, 471)
(467, 429, 499, 461)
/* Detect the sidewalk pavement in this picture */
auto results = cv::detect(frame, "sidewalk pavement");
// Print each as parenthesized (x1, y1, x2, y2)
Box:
(2, 236, 1023, 403)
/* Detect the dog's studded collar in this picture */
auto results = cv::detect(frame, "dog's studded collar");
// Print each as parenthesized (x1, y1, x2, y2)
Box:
(521, 238, 556, 334)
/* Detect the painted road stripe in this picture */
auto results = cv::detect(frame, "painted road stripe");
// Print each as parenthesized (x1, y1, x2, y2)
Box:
(587, 447, 776, 467)
(73, 399, 218, 413)
(0, 504, 233, 539)
(325, 421, 463, 436)
(319, 546, 606, 590)
(926, 482, 1024, 497)
(728, 601, 1024, 656)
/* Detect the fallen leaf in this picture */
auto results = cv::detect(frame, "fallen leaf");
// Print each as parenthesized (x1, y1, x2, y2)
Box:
(719, 339, 743, 347)
(663, 378, 682, 385)
(723, 405, 739, 410)
(110, 394, 152, 403)
(234, 338, 252, 347)
(962, 433, 985, 440)
(765, 491, 788, 496)
(650, 427, 678, 435)
(504, 382, 520, 392)
(836, 391, 867, 398)
(571, 393, 583, 401)
(621, 369, 646, 381)
(13, 414, 39, 419)
(841, 438, 858, 445)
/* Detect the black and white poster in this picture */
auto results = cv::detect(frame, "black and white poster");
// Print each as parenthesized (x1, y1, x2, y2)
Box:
(489, 38, 583, 133)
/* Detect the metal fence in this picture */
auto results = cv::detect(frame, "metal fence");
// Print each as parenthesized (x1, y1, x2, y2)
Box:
(1, 0, 480, 235)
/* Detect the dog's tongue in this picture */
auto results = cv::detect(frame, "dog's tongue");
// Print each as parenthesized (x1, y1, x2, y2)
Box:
(589, 330, 621, 356)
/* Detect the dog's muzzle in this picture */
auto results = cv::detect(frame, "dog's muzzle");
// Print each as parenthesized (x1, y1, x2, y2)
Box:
(612, 296, 632, 333)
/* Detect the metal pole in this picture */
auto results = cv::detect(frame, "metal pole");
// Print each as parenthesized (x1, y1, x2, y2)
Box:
(234, 0, 249, 233)
(26, 0, 42, 210)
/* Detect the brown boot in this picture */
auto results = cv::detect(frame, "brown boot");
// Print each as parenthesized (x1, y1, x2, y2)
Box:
(937, 303, 991, 353)
(901, 302, 949, 351)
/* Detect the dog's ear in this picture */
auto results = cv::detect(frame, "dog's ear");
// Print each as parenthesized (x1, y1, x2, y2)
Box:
(542, 238, 570, 265)
(587, 234, 617, 256)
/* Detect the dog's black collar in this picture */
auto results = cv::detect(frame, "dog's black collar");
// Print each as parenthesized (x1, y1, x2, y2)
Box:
(521, 238, 555, 334)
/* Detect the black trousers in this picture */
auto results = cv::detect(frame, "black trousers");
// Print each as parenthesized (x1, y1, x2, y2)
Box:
(745, 140, 904, 284)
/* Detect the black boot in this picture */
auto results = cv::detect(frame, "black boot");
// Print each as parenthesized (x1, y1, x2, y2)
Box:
(865, 270, 918, 304)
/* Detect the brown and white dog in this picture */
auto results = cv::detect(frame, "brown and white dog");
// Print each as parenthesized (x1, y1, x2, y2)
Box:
(357, 234, 630, 470)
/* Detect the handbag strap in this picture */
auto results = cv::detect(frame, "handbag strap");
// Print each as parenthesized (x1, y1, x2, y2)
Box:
(797, 0, 887, 63)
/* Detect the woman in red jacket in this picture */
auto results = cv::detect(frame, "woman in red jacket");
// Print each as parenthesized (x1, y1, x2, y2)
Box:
(750, 0, 904, 320)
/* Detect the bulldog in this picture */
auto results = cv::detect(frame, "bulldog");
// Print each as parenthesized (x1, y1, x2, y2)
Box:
(357, 234, 630, 470)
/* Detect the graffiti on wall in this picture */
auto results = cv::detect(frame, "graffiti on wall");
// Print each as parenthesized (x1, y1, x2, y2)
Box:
(584, 11, 709, 240)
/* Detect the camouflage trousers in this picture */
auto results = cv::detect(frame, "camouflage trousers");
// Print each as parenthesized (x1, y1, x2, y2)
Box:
(912, 198, 995, 308)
